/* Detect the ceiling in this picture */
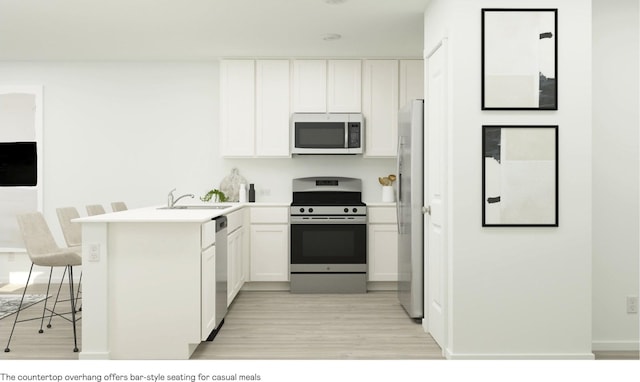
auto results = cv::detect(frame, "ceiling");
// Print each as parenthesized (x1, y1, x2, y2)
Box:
(0, 0, 429, 61)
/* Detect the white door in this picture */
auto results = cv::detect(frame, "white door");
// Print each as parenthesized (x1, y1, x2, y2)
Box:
(425, 40, 448, 350)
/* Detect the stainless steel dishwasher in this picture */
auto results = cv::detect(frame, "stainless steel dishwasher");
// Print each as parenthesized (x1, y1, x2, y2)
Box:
(207, 215, 227, 341)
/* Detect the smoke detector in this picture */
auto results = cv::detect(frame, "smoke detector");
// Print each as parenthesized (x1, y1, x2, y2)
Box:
(322, 33, 342, 41)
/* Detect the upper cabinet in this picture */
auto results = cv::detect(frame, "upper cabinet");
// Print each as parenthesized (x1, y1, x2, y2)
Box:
(292, 59, 362, 113)
(362, 60, 399, 158)
(220, 60, 256, 157)
(363, 59, 424, 158)
(327, 60, 362, 112)
(220, 59, 290, 158)
(220, 58, 422, 158)
(255, 60, 291, 157)
(292, 60, 326, 113)
(399, 60, 425, 108)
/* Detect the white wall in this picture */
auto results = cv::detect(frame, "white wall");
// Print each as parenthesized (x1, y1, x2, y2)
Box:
(425, 0, 593, 359)
(0, 61, 395, 283)
(592, 0, 640, 351)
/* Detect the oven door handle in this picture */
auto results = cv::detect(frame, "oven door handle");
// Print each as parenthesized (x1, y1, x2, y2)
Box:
(290, 217, 367, 224)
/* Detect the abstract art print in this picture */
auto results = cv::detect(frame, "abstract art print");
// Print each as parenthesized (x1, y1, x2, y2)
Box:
(482, 9, 558, 110)
(482, 125, 558, 227)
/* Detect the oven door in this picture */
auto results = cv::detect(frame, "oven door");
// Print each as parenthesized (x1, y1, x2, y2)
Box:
(290, 218, 366, 271)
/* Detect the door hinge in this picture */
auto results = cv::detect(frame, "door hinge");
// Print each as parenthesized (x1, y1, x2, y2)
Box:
(422, 206, 431, 215)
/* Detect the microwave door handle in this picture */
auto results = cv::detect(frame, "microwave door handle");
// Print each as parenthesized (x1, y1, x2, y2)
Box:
(344, 124, 349, 149)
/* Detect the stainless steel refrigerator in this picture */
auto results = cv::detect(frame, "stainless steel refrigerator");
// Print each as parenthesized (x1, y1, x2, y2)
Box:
(397, 99, 424, 319)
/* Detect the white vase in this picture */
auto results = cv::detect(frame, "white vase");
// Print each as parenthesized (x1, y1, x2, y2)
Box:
(382, 186, 395, 202)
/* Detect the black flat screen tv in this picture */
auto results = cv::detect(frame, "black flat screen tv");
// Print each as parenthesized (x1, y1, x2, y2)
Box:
(0, 142, 37, 186)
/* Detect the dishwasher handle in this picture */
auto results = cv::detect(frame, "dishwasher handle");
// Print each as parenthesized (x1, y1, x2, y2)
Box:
(215, 216, 227, 232)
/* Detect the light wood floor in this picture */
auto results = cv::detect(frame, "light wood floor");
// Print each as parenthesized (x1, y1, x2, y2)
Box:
(1, 284, 638, 360)
(191, 290, 443, 360)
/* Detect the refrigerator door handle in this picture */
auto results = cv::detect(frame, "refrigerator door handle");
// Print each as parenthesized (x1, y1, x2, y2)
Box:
(396, 137, 403, 233)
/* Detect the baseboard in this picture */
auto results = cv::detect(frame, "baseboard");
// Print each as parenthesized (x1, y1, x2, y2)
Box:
(592, 341, 640, 352)
(367, 281, 398, 291)
(445, 349, 595, 360)
(241, 281, 398, 292)
(78, 351, 110, 360)
(241, 281, 290, 291)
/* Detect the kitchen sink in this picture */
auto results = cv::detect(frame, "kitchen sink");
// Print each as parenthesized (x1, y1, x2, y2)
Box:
(158, 205, 232, 210)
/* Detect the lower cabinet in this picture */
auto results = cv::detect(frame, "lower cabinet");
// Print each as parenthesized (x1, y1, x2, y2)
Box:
(200, 245, 216, 340)
(368, 224, 398, 281)
(368, 205, 399, 282)
(250, 224, 289, 281)
(227, 227, 245, 305)
(249, 206, 289, 281)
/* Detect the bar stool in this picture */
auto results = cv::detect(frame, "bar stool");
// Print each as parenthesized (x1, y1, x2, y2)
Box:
(56, 207, 84, 313)
(4, 212, 82, 353)
(111, 201, 128, 212)
(86, 204, 106, 216)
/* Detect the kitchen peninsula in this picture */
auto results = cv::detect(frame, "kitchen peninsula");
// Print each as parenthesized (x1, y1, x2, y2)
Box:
(74, 203, 249, 360)
(73, 201, 396, 359)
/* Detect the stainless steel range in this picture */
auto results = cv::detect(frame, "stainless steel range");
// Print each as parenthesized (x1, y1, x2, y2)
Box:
(290, 177, 367, 293)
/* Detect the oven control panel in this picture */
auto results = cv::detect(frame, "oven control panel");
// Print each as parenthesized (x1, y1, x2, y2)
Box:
(290, 206, 367, 216)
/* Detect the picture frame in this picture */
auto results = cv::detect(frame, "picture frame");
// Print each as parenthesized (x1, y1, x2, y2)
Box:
(481, 8, 558, 110)
(482, 125, 558, 227)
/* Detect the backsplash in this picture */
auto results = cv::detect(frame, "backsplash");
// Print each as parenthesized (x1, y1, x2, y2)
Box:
(222, 156, 397, 203)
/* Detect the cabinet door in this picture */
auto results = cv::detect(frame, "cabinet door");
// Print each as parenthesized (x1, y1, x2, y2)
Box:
(227, 228, 244, 305)
(220, 60, 255, 157)
(256, 60, 291, 157)
(368, 224, 398, 282)
(201, 245, 216, 340)
(362, 60, 399, 157)
(327, 60, 362, 112)
(292, 60, 327, 112)
(250, 224, 289, 281)
(399, 60, 424, 108)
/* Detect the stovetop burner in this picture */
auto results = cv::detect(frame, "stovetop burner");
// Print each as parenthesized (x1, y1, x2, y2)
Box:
(290, 177, 366, 215)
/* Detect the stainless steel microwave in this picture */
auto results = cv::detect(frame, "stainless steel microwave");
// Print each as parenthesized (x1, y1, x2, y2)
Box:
(291, 113, 364, 155)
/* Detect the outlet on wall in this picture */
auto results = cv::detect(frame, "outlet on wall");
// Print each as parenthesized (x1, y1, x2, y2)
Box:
(627, 296, 639, 314)
(89, 244, 100, 262)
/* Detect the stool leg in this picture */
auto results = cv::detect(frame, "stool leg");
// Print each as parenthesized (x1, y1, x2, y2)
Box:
(68, 265, 79, 352)
(75, 271, 82, 312)
(4, 263, 34, 352)
(38, 267, 54, 333)
(46, 266, 67, 329)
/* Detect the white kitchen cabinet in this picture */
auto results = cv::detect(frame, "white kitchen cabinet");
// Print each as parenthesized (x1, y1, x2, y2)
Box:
(367, 205, 399, 282)
(227, 208, 248, 305)
(362, 60, 399, 157)
(363, 59, 424, 157)
(227, 226, 245, 305)
(293, 59, 361, 113)
(399, 59, 424, 107)
(220, 59, 290, 158)
(249, 207, 289, 282)
(256, 60, 291, 157)
(292, 60, 326, 112)
(220, 60, 255, 157)
(201, 244, 216, 340)
(327, 60, 362, 112)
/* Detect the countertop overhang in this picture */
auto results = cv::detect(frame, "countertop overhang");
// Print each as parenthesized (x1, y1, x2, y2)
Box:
(72, 203, 247, 224)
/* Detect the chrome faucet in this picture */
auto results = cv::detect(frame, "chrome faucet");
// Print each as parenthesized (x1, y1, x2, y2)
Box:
(167, 188, 194, 208)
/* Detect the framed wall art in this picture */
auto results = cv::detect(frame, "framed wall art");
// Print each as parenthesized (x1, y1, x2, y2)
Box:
(482, 125, 558, 227)
(482, 8, 558, 110)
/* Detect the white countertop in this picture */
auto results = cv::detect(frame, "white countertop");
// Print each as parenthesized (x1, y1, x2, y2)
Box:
(73, 201, 392, 224)
(73, 203, 248, 224)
